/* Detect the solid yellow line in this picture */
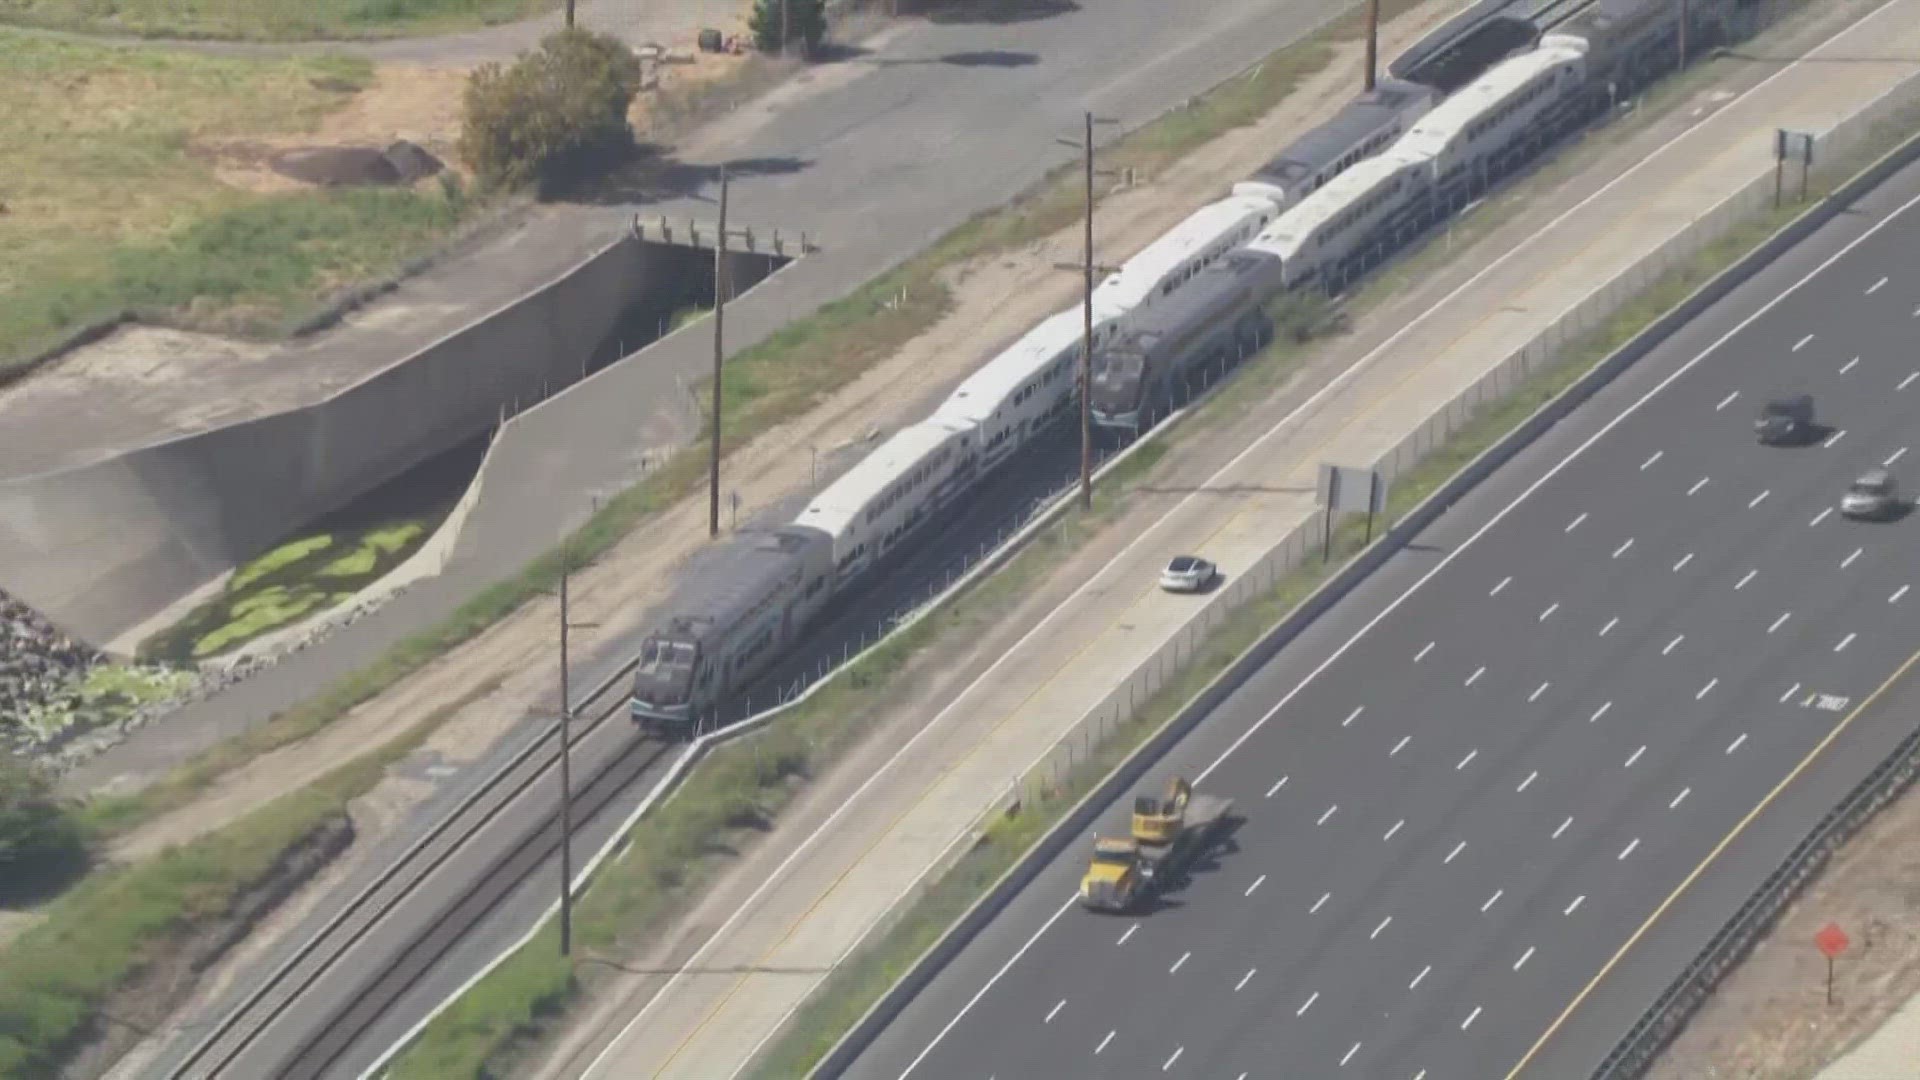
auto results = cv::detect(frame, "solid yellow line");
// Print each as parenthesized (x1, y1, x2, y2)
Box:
(1503, 642, 1920, 1079)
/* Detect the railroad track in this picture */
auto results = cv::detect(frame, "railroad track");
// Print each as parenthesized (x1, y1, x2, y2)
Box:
(162, 667, 658, 1080)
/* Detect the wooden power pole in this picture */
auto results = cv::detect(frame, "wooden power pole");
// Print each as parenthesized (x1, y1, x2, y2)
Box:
(1364, 0, 1379, 92)
(709, 167, 729, 538)
(557, 550, 574, 955)
(1078, 110, 1095, 512)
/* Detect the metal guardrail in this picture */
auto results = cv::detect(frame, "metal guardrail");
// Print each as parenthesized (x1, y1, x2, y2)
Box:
(1587, 118, 1920, 1080)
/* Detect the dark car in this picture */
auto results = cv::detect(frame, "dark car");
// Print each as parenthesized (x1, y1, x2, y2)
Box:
(1756, 394, 1815, 445)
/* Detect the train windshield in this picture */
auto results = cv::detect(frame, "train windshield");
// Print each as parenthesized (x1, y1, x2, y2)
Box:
(636, 637, 699, 700)
(1090, 350, 1146, 415)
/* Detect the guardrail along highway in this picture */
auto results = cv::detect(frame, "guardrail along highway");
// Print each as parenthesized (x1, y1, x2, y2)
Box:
(839, 157, 1920, 1080)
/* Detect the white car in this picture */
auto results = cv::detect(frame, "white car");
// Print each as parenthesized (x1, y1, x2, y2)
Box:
(1159, 555, 1217, 593)
(1841, 466, 1900, 520)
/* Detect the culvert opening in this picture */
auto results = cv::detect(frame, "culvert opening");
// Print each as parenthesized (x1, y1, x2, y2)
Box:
(139, 238, 792, 663)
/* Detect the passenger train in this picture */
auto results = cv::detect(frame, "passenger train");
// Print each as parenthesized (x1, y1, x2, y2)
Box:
(631, 0, 1740, 733)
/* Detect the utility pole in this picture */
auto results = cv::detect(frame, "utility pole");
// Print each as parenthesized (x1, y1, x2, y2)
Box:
(558, 548, 574, 956)
(1079, 110, 1095, 512)
(1677, 0, 1688, 71)
(782, 0, 790, 58)
(1053, 114, 1118, 512)
(555, 500, 599, 959)
(1364, 0, 1379, 92)
(709, 166, 729, 538)
(565, 0, 575, 28)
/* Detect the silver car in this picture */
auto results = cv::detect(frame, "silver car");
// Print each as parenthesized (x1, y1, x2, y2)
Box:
(1841, 466, 1900, 520)
(1159, 555, 1217, 593)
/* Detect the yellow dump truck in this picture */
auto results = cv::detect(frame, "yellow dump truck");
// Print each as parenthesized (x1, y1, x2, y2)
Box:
(1079, 776, 1234, 913)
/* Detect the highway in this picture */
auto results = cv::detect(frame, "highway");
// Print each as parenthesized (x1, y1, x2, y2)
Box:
(837, 157, 1920, 1078)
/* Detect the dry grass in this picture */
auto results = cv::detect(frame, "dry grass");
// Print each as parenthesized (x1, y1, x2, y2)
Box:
(0, 31, 483, 377)
(0, 0, 556, 41)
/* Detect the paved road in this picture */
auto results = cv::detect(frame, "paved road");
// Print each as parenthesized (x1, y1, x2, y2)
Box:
(67, 0, 1374, 795)
(839, 153, 1920, 1080)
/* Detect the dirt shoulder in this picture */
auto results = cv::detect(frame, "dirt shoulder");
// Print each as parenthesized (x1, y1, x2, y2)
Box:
(1645, 771, 1920, 1079)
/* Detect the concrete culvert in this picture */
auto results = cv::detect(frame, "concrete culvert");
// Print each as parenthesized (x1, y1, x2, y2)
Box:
(271, 146, 404, 187)
(382, 140, 444, 184)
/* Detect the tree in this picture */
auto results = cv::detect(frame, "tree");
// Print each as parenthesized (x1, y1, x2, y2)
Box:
(0, 752, 84, 898)
(749, 0, 827, 55)
(458, 27, 645, 192)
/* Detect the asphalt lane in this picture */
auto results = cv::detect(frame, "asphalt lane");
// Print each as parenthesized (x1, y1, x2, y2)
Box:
(839, 159, 1920, 1078)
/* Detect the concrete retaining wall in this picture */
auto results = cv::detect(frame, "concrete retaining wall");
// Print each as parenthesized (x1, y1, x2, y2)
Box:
(0, 233, 733, 646)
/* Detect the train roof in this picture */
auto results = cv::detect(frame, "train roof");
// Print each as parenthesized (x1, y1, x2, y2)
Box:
(934, 308, 1087, 425)
(1246, 79, 1441, 186)
(1392, 43, 1588, 161)
(796, 418, 972, 538)
(1547, 0, 1674, 43)
(1112, 247, 1281, 356)
(1245, 153, 1417, 259)
(1094, 195, 1277, 308)
(656, 526, 826, 643)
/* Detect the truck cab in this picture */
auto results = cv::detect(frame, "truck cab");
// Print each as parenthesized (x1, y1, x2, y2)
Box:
(1079, 837, 1143, 912)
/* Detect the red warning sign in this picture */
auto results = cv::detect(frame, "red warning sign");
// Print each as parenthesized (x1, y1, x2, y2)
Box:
(1815, 922, 1851, 959)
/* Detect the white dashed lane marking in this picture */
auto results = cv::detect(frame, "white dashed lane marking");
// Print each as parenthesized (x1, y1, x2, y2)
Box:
(1410, 965, 1431, 990)
(1600, 617, 1619, 637)
(1045, 1000, 1065, 1023)
(1490, 577, 1512, 596)
(1727, 732, 1749, 754)
(1887, 447, 1909, 466)
(1769, 612, 1791, 634)
(1687, 476, 1710, 495)
(1894, 585, 1911, 604)
(1670, 787, 1691, 809)
(1565, 895, 1585, 916)
(1565, 512, 1588, 533)
(1869, 275, 1888, 294)
(1640, 451, 1663, 470)
(1553, 816, 1573, 839)
(1297, 992, 1319, 1017)
(1514, 946, 1536, 971)
(1096, 1031, 1115, 1054)
(1836, 633, 1857, 653)
(1715, 391, 1739, 411)
(1590, 701, 1612, 723)
(1311, 892, 1331, 914)
(1901, 371, 1919, 390)
(1736, 569, 1757, 589)
(1827, 428, 1848, 448)
(1619, 838, 1641, 860)
(1841, 356, 1861, 374)
(1465, 666, 1486, 687)
(1794, 333, 1815, 351)
(1811, 507, 1832, 526)
(1245, 874, 1266, 896)
(1415, 641, 1435, 662)
(1612, 538, 1634, 558)
(1517, 770, 1538, 793)
(1265, 777, 1288, 797)
(1342, 706, 1364, 728)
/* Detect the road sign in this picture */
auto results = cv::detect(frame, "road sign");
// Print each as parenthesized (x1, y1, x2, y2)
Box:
(1816, 921, 1850, 1006)
(1318, 463, 1389, 514)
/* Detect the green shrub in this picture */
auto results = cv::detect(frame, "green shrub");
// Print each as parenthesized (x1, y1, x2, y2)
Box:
(0, 753, 86, 902)
(748, 0, 826, 54)
(458, 27, 644, 191)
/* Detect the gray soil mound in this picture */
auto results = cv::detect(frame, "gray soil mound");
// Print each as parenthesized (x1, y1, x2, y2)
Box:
(271, 140, 444, 188)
